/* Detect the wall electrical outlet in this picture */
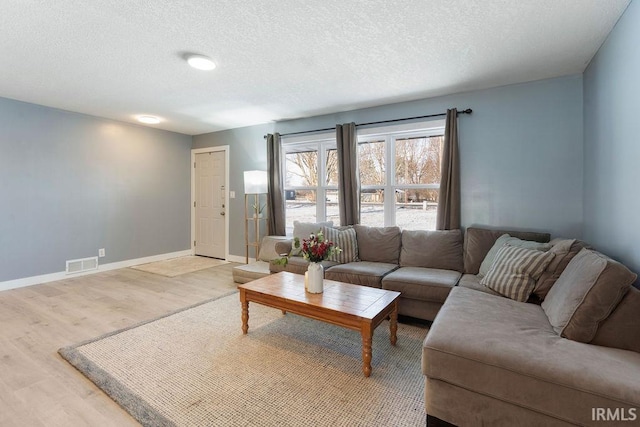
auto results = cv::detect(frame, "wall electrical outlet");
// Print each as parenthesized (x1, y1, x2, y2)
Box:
(98, 248, 106, 258)
(230, 191, 236, 198)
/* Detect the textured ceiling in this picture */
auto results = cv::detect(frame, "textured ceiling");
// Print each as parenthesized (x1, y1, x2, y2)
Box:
(0, 0, 630, 135)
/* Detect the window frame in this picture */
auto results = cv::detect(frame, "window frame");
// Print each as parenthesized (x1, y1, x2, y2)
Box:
(281, 119, 445, 231)
(282, 132, 337, 227)
(358, 120, 445, 228)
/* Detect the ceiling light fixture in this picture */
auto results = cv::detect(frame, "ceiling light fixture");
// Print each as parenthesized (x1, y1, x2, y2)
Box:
(137, 115, 161, 124)
(186, 54, 216, 71)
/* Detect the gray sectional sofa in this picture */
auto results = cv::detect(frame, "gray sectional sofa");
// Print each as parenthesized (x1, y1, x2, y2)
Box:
(262, 223, 640, 426)
(269, 224, 551, 321)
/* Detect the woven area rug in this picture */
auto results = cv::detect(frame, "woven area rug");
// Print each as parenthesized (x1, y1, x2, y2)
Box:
(59, 292, 428, 426)
(130, 256, 229, 277)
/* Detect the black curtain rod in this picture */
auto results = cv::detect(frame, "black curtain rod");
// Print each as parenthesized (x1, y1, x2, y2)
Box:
(263, 108, 472, 139)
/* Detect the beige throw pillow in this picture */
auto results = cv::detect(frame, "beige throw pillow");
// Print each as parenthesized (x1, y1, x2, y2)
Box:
(480, 246, 555, 302)
(478, 234, 552, 278)
(541, 248, 636, 342)
(322, 226, 358, 264)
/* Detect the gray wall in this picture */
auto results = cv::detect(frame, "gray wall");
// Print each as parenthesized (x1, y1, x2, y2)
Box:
(0, 97, 192, 282)
(583, 0, 640, 276)
(193, 125, 273, 258)
(194, 75, 584, 257)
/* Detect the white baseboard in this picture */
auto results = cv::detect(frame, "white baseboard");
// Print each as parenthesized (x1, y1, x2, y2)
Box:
(226, 254, 255, 264)
(0, 249, 194, 292)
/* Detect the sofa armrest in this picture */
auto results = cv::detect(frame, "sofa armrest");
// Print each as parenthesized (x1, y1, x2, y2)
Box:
(274, 240, 293, 256)
(259, 236, 291, 261)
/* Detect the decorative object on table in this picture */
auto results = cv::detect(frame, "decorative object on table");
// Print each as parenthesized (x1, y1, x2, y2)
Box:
(244, 170, 268, 263)
(301, 231, 341, 293)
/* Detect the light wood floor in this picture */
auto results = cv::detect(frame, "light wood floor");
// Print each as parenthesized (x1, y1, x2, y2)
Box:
(0, 263, 239, 427)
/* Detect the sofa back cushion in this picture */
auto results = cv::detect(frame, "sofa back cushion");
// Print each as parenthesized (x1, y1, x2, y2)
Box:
(463, 227, 551, 275)
(590, 286, 640, 353)
(354, 225, 401, 264)
(541, 248, 637, 343)
(400, 229, 463, 272)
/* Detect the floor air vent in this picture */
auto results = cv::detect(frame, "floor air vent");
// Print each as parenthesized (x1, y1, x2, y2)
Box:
(66, 256, 99, 274)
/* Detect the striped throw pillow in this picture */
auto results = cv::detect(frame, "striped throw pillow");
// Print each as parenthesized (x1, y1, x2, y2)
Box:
(322, 226, 359, 264)
(480, 246, 555, 302)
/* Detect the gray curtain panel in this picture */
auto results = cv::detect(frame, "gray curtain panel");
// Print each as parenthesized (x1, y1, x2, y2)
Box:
(436, 109, 461, 230)
(336, 122, 360, 226)
(266, 133, 286, 235)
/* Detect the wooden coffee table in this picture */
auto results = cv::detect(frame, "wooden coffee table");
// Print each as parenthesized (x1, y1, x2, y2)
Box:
(238, 272, 400, 377)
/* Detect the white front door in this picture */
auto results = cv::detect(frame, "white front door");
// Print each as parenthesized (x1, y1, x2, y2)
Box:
(195, 151, 226, 259)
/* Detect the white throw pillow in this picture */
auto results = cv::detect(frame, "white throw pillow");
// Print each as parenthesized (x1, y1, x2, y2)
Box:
(290, 221, 334, 256)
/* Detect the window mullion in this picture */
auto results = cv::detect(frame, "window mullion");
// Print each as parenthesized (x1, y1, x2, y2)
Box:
(385, 135, 394, 227)
(317, 142, 326, 221)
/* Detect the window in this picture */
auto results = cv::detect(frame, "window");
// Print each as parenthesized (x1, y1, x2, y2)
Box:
(358, 120, 444, 230)
(283, 133, 337, 234)
(282, 121, 444, 233)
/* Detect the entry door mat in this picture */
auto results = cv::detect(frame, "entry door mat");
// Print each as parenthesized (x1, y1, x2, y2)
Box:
(130, 256, 229, 277)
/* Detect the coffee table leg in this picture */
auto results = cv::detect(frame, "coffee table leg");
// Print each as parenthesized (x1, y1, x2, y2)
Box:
(389, 300, 398, 346)
(361, 323, 373, 377)
(240, 290, 249, 334)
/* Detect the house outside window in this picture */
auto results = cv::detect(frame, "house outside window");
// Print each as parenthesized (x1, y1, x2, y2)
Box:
(358, 120, 445, 230)
(282, 120, 443, 233)
(283, 133, 337, 234)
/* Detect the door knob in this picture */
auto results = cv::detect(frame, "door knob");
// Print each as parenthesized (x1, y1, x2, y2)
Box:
(220, 212, 225, 216)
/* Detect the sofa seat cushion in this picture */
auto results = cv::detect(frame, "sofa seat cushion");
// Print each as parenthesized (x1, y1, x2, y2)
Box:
(233, 261, 271, 284)
(324, 261, 397, 288)
(457, 274, 501, 297)
(382, 267, 461, 303)
(423, 287, 640, 425)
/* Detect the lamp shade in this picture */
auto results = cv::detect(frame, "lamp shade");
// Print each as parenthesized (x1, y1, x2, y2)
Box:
(244, 170, 268, 194)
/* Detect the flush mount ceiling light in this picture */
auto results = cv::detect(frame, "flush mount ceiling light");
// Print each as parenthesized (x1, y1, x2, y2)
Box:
(186, 54, 216, 71)
(137, 115, 161, 124)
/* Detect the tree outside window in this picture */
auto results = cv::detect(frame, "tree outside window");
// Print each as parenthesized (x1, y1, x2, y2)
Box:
(282, 124, 443, 232)
(283, 137, 338, 233)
